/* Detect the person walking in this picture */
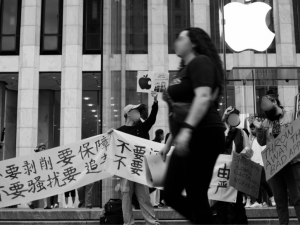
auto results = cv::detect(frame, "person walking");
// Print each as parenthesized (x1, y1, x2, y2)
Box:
(111, 91, 160, 225)
(159, 27, 225, 224)
(253, 90, 300, 224)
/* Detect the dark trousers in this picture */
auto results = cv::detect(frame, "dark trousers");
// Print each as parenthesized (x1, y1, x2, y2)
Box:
(78, 183, 94, 207)
(269, 162, 300, 224)
(257, 168, 273, 203)
(212, 192, 248, 224)
(164, 127, 224, 224)
(50, 195, 58, 206)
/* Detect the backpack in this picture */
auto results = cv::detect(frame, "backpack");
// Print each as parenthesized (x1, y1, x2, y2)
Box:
(100, 199, 124, 224)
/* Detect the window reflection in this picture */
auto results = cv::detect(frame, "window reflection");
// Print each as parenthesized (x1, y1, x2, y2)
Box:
(0, 0, 21, 55)
(168, 0, 190, 54)
(83, 0, 102, 54)
(126, 0, 148, 54)
(41, 0, 63, 54)
(293, 0, 300, 53)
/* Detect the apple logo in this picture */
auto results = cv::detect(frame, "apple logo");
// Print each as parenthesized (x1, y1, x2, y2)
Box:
(139, 74, 151, 90)
(224, 2, 275, 52)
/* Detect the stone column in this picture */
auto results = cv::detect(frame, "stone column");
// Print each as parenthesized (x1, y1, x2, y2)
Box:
(17, 0, 41, 157)
(60, 0, 83, 146)
(191, 0, 210, 35)
(148, 0, 169, 138)
(16, 0, 41, 208)
(273, 0, 297, 111)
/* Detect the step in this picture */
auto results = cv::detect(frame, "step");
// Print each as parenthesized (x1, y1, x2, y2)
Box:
(0, 207, 297, 224)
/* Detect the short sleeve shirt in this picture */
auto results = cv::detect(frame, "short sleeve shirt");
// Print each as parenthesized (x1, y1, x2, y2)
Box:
(167, 55, 224, 129)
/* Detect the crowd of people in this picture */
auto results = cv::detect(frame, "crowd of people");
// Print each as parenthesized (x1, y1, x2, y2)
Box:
(6, 26, 300, 225)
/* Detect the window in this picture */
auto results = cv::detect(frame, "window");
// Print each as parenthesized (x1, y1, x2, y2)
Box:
(210, 0, 232, 53)
(126, 0, 148, 54)
(83, 0, 102, 54)
(168, 0, 190, 54)
(40, 0, 63, 55)
(293, 0, 300, 53)
(0, 0, 21, 55)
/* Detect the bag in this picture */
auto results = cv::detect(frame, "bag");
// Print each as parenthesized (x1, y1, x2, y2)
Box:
(100, 215, 124, 224)
(100, 199, 124, 224)
(163, 87, 219, 124)
(104, 199, 123, 216)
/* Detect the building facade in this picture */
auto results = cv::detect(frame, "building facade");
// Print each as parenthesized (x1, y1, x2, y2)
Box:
(0, 0, 299, 207)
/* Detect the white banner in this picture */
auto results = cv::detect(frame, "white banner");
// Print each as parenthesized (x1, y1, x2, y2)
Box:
(0, 130, 237, 207)
(208, 155, 237, 203)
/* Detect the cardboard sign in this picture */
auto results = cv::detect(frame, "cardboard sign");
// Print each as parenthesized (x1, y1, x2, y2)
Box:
(229, 152, 262, 198)
(262, 117, 300, 180)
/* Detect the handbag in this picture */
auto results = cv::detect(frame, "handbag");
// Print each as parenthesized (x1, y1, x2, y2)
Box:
(163, 87, 219, 124)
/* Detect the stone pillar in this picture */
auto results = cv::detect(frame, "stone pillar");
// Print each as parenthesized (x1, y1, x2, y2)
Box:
(17, 0, 41, 158)
(16, 0, 41, 208)
(273, 0, 297, 111)
(191, 0, 210, 35)
(38, 90, 55, 149)
(148, 0, 169, 138)
(60, 0, 83, 146)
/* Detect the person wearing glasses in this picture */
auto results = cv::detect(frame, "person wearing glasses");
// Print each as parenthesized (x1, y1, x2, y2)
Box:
(253, 90, 300, 224)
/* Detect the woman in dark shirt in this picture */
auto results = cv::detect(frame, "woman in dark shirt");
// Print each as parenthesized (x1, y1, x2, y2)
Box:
(159, 27, 225, 224)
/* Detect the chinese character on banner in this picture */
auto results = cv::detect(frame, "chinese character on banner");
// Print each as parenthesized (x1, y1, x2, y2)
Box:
(47, 172, 66, 188)
(95, 135, 110, 152)
(100, 153, 107, 165)
(117, 139, 131, 154)
(131, 146, 146, 176)
(23, 160, 37, 176)
(57, 148, 76, 167)
(28, 176, 46, 193)
(62, 167, 81, 183)
(5, 164, 22, 180)
(2, 182, 28, 199)
(114, 155, 127, 170)
(150, 148, 159, 155)
(85, 159, 102, 174)
(215, 163, 230, 194)
(40, 157, 53, 171)
(78, 142, 95, 160)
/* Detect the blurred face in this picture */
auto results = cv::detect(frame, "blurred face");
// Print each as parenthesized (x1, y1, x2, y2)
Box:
(127, 109, 140, 122)
(261, 96, 276, 111)
(174, 30, 194, 58)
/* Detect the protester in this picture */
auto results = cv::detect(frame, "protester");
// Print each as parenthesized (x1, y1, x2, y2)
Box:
(64, 190, 76, 208)
(211, 107, 253, 224)
(159, 27, 225, 224)
(150, 129, 165, 209)
(77, 183, 94, 209)
(253, 90, 300, 224)
(246, 123, 275, 208)
(111, 91, 159, 225)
